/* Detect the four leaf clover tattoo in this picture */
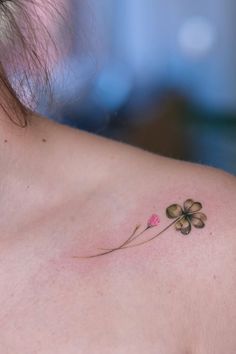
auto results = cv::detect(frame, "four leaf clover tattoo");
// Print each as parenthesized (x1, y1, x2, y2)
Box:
(73, 199, 207, 259)
(166, 199, 207, 235)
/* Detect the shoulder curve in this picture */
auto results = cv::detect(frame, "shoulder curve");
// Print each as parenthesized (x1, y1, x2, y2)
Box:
(93, 136, 236, 350)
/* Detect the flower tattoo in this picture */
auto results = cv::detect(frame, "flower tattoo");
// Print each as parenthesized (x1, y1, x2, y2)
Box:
(166, 199, 207, 235)
(73, 199, 207, 259)
(147, 214, 160, 228)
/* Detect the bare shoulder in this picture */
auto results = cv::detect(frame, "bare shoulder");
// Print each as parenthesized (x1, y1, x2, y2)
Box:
(68, 129, 236, 255)
(108, 141, 236, 351)
(76, 131, 236, 351)
(1, 118, 235, 353)
(46, 121, 236, 351)
(54, 121, 236, 266)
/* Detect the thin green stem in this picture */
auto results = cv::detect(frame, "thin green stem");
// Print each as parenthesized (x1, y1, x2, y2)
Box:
(72, 225, 143, 259)
(124, 225, 150, 244)
(115, 224, 143, 249)
(100, 218, 181, 252)
(101, 217, 182, 253)
(72, 248, 118, 259)
(120, 217, 182, 250)
(72, 217, 182, 258)
(98, 225, 149, 251)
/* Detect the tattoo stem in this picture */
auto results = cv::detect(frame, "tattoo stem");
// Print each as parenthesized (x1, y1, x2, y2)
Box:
(120, 217, 182, 249)
(72, 225, 142, 259)
(115, 224, 143, 248)
(99, 217, 182, 253)
(97, 225, 149, 251)
(73, 217, 183, 259)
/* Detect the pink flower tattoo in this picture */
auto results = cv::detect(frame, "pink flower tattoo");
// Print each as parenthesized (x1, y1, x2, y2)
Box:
(73, 199, 207, 259)
(147, 214, 160, 228)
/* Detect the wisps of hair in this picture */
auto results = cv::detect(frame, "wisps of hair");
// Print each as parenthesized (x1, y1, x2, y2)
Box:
(0, 0, 64, 127)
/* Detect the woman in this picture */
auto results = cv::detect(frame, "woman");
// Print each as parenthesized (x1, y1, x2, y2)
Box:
(0, 1, 236, 353)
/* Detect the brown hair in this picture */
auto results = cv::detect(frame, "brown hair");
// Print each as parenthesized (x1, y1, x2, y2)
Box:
(0, 0, 62, 127)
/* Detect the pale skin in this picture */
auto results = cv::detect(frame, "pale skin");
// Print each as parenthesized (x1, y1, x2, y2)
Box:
(0, 107, 236, 354)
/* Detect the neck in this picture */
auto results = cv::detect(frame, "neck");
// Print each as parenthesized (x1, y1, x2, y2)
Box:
(0, 109, 58, 235)
(0, 108, 35, 173)
(0, 106, 108, 237)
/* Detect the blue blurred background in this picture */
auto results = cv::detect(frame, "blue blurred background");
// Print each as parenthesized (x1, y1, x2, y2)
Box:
(45, 0, 236, 174)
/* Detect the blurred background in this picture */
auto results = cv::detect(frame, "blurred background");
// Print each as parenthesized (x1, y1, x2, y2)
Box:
(43, 0, 236, 174)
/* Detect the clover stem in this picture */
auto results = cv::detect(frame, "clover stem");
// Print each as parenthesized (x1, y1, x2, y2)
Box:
(72, 224, 143, 259)
(73, 249, 118, 259)
(73, 217, 183, 259)
(125, 225, 151, 245)
(115, 224, 144, 249)
(120, 217, 183, 250)
(98, 225, 149, 252)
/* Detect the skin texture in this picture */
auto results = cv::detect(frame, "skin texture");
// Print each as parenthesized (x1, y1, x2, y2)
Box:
(0, 111, 235, 353)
